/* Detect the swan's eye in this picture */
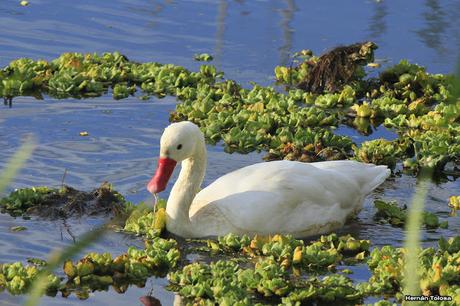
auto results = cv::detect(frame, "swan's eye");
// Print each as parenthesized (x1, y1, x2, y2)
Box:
(177, 144, 183, 150)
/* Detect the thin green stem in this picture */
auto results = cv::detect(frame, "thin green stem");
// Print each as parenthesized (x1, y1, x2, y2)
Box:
(403, 167, 432, 303)
(0, 139, 35, 194)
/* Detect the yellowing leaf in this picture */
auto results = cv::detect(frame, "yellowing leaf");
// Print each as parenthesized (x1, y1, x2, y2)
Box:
(293, 246, 303, 264)
(153, 208, 166, 231)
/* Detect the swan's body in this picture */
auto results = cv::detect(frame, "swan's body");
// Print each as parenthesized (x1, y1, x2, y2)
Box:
(148, 121, 390, 238)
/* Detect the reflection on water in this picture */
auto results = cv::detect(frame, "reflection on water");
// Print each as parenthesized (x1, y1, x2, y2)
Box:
(278, 0, 296, 66)
(214, 0, 228, 68)
(367, 0, 388, 41)
(416, 0, 448, 56)
(139, 0, 174, 29)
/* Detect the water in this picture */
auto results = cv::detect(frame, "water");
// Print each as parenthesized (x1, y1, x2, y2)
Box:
(1, 0, 460, 305)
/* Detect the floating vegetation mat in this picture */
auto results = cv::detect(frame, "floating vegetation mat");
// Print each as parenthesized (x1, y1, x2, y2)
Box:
(0, 182, 131, 218)
(373, 199, 449, 229)
(1, 43, 460, 173)
(2, 187, 460, 304)
(1, 43, 460, 304)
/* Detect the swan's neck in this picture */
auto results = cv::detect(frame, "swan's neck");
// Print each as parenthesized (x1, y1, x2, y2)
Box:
(166, 144, 206, 236)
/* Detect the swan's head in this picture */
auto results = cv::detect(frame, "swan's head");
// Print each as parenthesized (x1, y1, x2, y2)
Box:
(147, 121, 203, 194)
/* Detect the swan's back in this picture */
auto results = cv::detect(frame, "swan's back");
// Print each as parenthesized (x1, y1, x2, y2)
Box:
(309, 160, 390, 195)
(189, 160, 390, 237)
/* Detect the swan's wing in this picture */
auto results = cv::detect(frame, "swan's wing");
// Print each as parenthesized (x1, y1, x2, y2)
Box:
(309, 160, 390, 193)
(189, 160, 366, 234)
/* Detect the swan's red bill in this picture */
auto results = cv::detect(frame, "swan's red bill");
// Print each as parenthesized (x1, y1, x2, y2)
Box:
(147, 157, 177, 193)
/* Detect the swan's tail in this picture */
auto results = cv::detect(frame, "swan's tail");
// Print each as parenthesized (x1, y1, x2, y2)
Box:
(359, 163, 391, 194)
(312, 160, 390, 194)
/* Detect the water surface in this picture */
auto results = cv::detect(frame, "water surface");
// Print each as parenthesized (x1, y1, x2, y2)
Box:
(1, 1, 460, 305)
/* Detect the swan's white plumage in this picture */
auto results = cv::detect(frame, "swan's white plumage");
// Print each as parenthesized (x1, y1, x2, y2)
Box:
(152, 121, 390, 238)
(188, 160, 389, 237)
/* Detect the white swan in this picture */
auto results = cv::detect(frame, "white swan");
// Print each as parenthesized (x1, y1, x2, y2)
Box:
(147, 121, 390, 238)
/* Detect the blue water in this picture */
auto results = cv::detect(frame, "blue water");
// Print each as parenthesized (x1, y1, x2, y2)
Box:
(0, 1, 460, 305)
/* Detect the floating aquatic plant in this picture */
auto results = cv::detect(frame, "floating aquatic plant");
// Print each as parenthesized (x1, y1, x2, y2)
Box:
(373, 200, 448, 229)
(0, 183, 130, 218)
(360, 240, 460, 305)
(197, 233, 369, 273)
(1, 49, 459, 173)
(123, 199, 167, 238)
(0, 262, 60, 296)
(353, 139, 404, 169)
(167, 258, 363, 305)
(0, 193, 459, 304)
(194, 53, 213, 62)
(60, 237, 180, 299)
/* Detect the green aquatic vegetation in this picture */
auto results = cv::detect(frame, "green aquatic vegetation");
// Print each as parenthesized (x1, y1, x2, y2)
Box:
(242, 258, 291, 297)
(360, 246, 405, 296)
(63, 237, 180, 297)
(1, 183, 459, 304)
(361, 239, 460, 303)
(281, 274, 362, 304)
(206, 233, 369, 272)
(353, 139, 403, 168)
(351, 101, 374, 118)
(172, 77, 352, 159)
(310, 86, 356, 109)
(168, 236, 365, 305)
(168, 258, 363, 305)
(370, 95, 409, 118)
(0, 183, 130, 218)
(1, 58, 51, 99)
(0, 262, 60, 295)
(438, 236, 460, 254)
(409, 129, 460, 169)
(384, 101, 460, 131)
(2, 51, 460, 172)
(166, 260, 251, 304)
(168, 260, 253, 305)
(314, 93, 340, 109)
(275, 61, 313, 87)
(383, 120, 460, 171)
(123, 199, 167, 238)
(0, 52, 216, 100)
(374, 200, 448, 229)
(112, 83, 135, 100)
(216, 233, 251, 252)
(379, 60, 449, 103)
(264, 128, 352, 162)
(194, 53, 213, 62)
(0, 186, 54, 217)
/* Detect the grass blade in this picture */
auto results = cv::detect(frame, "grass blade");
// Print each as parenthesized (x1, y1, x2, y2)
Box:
(403, 167, 432, 302)
(0, 139, 35, 194)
